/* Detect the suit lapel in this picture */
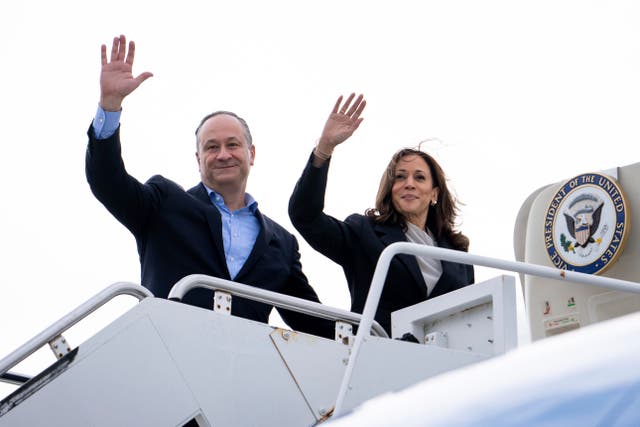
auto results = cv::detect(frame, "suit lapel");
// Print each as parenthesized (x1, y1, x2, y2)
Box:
(374, 222, 429, 299)
(188, 183, 230, 278)
(235, 209, 270, 279)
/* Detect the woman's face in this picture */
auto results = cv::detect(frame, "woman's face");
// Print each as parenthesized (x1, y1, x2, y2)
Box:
(391, 154, 439, 227)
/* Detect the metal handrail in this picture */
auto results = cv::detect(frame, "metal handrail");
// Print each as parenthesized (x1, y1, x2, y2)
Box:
(167, 274, 389, 338)
(0, 282, 153, 378)
(333, 242, 640, 416)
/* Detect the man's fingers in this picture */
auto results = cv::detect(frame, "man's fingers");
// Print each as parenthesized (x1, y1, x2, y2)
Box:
(109, 36, 119, 62)
(134, 72, 154, 85)
(126, 41, 136, 65)
(105, 35, 140, 67)
(101, 44, 107, 66)
(119, 35, 128, 61)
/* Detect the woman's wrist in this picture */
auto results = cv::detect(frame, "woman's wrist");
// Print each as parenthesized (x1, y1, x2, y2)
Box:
(314, 145, 332, 161)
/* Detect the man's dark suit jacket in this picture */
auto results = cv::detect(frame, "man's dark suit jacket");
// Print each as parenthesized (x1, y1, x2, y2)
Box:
(289, 152, 475, 335)
(86, 126, 332, 338)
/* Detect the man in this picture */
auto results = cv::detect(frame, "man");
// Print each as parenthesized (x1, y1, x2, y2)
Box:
(86, 34, 331, 337)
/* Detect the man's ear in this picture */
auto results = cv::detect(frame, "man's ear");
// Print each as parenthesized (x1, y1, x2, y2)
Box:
(249, 145, 256, 166)
(195, 152, 201, 170)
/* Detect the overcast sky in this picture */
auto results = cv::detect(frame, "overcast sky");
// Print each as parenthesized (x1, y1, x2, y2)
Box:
(2, 1, 640, 384)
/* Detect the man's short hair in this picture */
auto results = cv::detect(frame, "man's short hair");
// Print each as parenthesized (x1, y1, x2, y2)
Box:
(195, 111, 253, 149)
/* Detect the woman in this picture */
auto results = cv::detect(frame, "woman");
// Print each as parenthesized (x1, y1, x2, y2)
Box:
(288, 93, 474, 335)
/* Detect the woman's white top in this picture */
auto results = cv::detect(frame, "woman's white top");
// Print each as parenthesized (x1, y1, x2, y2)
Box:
(405, 222, 443, 296)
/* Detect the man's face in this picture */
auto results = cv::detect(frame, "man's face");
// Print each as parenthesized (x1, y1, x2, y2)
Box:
(196, 114, 255, 190)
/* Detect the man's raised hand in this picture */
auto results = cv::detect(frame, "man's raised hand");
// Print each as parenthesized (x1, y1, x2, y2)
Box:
(99, 35, 153, 111)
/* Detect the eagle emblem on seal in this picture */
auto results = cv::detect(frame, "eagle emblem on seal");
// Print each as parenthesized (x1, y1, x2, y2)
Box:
(562, 194, 604, 248)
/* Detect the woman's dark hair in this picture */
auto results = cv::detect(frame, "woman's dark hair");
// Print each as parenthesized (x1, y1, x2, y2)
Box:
(365, 148, 469, 251)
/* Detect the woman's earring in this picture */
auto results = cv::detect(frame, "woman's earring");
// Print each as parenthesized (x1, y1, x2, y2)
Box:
(431, 200, 437, 206)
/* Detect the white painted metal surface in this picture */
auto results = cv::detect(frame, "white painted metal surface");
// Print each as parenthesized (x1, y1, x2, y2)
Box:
(0, 282, 152, 380)
(0, 299, 338, 426)
(391, 275, 518, 355)
(4, 242, 637, 425)
(332, 241, 640, 417)
(516, 161, 640, 341)
(326, 308, 640, 427)
(0, 273, 520, 426)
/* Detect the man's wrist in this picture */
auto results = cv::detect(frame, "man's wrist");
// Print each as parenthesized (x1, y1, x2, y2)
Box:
(99, 96, 123, 112)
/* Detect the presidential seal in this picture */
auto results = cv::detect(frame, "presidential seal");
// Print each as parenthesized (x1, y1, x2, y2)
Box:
(543, 172, 629, 274)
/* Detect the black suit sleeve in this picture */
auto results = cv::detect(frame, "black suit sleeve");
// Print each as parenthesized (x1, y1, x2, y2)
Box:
(288, 151, 355, 267)
(85, 124, 163, 237)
